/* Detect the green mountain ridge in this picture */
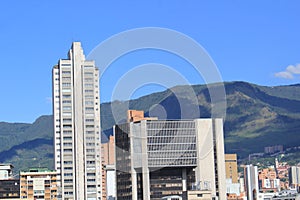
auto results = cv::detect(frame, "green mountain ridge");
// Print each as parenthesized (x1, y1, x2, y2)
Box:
(1, 81, 300, 172)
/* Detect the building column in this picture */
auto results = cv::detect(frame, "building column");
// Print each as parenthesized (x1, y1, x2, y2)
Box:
(182, 168, 187, 191)
(131, 168, 138, 200)
(142, 167, 150, 200)
(141, 120, 150, 200)
(182, 168, 188, 200)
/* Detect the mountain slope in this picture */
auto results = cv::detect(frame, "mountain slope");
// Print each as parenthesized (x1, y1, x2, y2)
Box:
(1, 82, 300, 172)
(100, 81, 300, 157)
(0, 115, 53, 172)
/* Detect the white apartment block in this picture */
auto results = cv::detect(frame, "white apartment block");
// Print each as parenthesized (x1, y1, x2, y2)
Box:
(52, 42, 101, 200)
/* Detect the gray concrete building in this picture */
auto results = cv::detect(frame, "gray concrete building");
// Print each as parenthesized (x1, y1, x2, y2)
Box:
(52, 42, 101, 200)
(114, 118, 226, 200)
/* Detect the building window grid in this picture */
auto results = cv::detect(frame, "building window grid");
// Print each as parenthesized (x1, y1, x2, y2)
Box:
(145, 121, 197, 167)
(146, 121, 195, 131)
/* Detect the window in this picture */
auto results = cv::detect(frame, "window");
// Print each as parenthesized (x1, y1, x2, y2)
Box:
(63, 94, 71, 99)
(85, 78, 93, 82)
(86, 131, 94, 134)
(62, 83, 71, 87)
(85, 101, 93, 105)
(61, 64, 71, 66)
(87, 155, 95, 159)
(64, 191, 74, 195)
(63, 130, 72, 134)
(63, 106, 71, 110)
(62, 71, 71, 74)
(84, 72, 94, 76)
(63, 118, 72, 123)
(63, 143, 72, 147)
(85, 94, 94, 98)
(62, 77, 71, 81)
(64, 185, 73, 189)
(85, 83, 93, 87)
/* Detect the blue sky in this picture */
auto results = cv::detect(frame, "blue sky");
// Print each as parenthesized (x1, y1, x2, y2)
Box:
(0, 1, 299, 123)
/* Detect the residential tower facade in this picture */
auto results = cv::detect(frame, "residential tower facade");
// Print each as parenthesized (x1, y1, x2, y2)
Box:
(52, 42, 101, 200)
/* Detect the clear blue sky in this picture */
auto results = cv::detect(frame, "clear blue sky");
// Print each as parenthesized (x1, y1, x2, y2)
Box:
(0, 1, 299, 123)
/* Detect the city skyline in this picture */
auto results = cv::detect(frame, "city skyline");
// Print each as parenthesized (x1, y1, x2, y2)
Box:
(0, 1, 300, 123)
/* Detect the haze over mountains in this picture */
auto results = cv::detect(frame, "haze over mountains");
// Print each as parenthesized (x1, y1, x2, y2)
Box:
(1, 81, 300, 172)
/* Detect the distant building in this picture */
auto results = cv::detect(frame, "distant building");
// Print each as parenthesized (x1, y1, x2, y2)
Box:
(225, 154, 238, 183)
(276, 162, 290, 190)
(244, 165, 259, 200)
(52, 42, 102, 199)
(101, 135, 115, 200)
(258, 168, 280, 192)
(289, 166, 300, 191)
(225, 154, 240, 197)
(20, 168, 58, 200)
(0, 164, 13, 180)
(0, 164, 19, 199)
(264, 145, 283, 154)
(226, 179, 240, 196)
(127, 109, 158, 122)
(114, 116, 226, 200)
(273, 189, 300, 200)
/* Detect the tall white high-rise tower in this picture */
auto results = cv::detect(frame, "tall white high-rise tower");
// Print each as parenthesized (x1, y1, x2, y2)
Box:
(52, 42, 101, 200)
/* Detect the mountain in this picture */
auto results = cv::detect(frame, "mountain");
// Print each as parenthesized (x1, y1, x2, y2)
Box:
(1, 81, 300, 172)
(0, 115, 53, 172)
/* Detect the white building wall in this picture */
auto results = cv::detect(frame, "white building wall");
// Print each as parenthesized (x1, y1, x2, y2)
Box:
(195, 119, 215, 192)
(214, 118, 227, 200)
(195, 118, 226, 200)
